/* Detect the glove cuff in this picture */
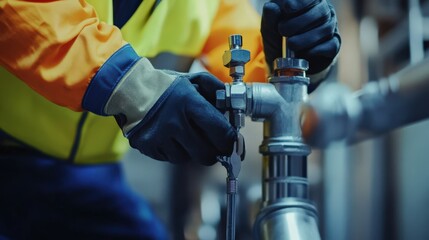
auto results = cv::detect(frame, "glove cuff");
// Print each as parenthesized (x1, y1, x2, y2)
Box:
(105, 58, 175, 134)
(82, 44, 175, 134)
(82, 44, 140, 115)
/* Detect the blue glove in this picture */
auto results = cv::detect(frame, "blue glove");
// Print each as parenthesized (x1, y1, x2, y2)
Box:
(83, 45, 236, 165)
(125, 73, 236, 165)
(261, 0, 341, 77)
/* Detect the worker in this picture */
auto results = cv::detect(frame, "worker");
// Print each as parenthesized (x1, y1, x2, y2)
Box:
(0, 0, 340, 239)
(301, 57, 429, 147)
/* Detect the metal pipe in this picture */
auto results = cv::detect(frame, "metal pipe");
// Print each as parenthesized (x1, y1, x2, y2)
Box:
(409, 0, 424, 63)
(356, 57, 429, 139)
(251, 78, 311, 203)
(217, 34, 320, 240)
(303, 57, 429, 147)
(251, 61, 320, 240)
(263, 155, 308, 202)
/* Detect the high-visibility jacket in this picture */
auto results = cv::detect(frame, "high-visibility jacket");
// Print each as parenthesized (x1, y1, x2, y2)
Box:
(0, 0, 267, 164)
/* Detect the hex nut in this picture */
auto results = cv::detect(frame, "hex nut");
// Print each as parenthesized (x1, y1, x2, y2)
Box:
(222, 49, 250, 67)
(230, 84, 247, 110)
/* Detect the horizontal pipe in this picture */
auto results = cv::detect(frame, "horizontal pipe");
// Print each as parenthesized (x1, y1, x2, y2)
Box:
(358, 57, 429, 135)
(302, 57, 429, 146)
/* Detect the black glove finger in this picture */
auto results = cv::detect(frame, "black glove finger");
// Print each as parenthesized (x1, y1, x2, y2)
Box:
(299, 35, 340, 59)
(261, 2, 283, 69)
(181, 122, 220, 166)
(130, 101, 212, 164)
(287, 16, 336, 52)
(165, 89, 221, 165)
(126, 76, 236, 165)
(187, 72, 224, 105)
(297, 36, 340, 74)
(162, 138, 190, 164)
(128, 109, 188, 163)
(128, 121, 169, 162)
(271, 0, 319, 16)
(277, 0, 331, 37)
(187, 98, 237, 158)
(165, 134, 218, 166)
(261, 2, 282, 43)
(167, 108, 220, 165)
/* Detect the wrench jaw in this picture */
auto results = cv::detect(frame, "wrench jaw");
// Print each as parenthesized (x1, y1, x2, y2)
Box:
(228, 149, 241, 179)
(217, 133, 244, 179)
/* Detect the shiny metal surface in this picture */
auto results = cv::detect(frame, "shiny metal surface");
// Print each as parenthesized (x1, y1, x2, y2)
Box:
(249, 60, 320, 239)
(304, 57, 429, 147)
(217, 35, 251, 240)
(254, 200, 320, 240)
(251, 52, 320, 239)
(260, 211, 318, 240)
(262, 155, 308, 204)
(217, 34, 320, 240)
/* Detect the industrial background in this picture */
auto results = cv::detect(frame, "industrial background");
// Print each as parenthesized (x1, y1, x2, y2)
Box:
(121, 0, 429, 239)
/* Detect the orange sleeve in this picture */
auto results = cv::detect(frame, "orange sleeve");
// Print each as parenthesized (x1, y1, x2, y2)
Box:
(201, 0, 268, 83)
(0, 0, 126, 111)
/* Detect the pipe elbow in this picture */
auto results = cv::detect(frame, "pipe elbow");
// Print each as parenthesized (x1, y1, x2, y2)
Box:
(251, 83, 286, 119)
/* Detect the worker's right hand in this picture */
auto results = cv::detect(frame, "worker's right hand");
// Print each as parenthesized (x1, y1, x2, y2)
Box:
(83, 45, 236, 165)
(261, 0, 341, 81)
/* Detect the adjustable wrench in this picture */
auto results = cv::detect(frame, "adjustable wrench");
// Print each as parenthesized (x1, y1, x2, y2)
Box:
(218, 133, 244, 240)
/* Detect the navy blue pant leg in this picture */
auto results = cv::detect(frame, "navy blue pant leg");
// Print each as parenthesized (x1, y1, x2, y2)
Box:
(0, 153, 168, 240)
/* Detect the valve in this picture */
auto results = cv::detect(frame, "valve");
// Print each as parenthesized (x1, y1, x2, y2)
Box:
(217, 34, 252, 130)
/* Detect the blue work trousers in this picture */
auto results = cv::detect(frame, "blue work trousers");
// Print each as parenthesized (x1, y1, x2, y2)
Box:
(0, 152, 168, 240)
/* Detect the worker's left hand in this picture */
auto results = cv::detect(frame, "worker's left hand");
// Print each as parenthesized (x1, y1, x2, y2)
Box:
(124, 71, 236, 166)
(261, 0, 341, 79)
(82, 48, 236, 166)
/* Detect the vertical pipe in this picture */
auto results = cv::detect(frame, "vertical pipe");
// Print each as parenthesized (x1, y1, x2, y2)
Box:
(409, 0, 424, 63)
(262, 155, 309, 204)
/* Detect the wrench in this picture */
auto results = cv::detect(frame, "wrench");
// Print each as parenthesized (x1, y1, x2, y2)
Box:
(218, 133, 245, 240)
